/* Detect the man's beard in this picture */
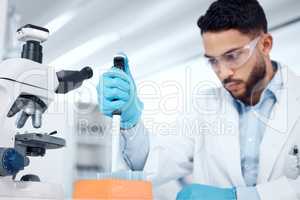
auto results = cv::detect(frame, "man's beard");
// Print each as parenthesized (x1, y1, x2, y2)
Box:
(223, 56, 266, 104)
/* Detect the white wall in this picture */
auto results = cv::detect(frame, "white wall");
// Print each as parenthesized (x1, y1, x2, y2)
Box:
(271, 22, 300, 74)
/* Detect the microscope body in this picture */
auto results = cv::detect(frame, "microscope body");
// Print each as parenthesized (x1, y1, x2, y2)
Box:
(0, 24, 93, 199)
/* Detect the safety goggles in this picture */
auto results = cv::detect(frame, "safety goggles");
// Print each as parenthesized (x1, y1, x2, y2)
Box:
(204, 36, 261, 71)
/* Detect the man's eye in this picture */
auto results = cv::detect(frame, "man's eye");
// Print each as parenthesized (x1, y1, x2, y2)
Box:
(208, 58, 218, 65)
(224, 52, 240, 61)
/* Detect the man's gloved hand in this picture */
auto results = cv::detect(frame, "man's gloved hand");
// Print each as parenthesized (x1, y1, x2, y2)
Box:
(97, 54, 143, 129)
(176, 184, 237, 200)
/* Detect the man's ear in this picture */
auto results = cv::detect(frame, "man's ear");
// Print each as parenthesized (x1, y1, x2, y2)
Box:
(259, 33, 273, 57)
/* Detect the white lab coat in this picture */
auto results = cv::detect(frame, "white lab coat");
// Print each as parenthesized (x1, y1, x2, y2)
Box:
(135, 64, 300, 200)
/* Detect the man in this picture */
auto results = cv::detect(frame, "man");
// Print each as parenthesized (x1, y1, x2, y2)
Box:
(97, 0, 300, 199)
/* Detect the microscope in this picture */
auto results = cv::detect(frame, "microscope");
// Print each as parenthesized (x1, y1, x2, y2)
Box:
(0, 24, 93, 199)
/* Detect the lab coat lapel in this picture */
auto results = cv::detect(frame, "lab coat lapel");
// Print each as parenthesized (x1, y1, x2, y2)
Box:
(258, 66, 300, 182)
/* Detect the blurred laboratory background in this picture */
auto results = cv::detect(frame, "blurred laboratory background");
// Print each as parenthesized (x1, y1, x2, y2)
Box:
(0, 0, 299, 199)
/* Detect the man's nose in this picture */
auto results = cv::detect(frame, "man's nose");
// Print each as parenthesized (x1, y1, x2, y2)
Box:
(218, 64, 234, 81)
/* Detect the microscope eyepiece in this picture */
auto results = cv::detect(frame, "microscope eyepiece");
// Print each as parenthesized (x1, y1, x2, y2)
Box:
(17, 24, 50, 63)
(55, 66, 94, 94)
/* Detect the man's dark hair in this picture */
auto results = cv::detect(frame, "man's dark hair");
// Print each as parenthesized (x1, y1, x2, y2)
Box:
(197, 0, 268, 36)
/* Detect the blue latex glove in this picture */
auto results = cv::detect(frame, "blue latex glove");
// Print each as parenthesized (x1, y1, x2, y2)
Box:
(176, 184, 237, 200)
(97, 54, 143, 129)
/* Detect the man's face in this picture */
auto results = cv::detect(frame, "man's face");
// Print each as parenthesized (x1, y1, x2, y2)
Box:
(202, 30, 266, 101)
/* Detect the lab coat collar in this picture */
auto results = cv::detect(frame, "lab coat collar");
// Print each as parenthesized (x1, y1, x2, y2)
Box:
(267, 61, 283, 103)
